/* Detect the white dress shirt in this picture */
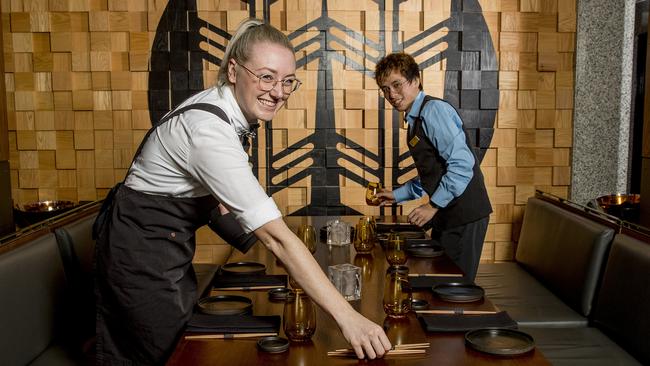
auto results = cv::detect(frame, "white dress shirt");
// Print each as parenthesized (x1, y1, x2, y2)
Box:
(125, 86, 281, 233)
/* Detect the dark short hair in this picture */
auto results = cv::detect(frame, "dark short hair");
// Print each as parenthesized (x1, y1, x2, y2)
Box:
(374, 53, 422, 90)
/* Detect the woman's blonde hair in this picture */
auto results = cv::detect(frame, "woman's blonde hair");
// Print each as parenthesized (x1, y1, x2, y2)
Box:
(217, 19, 295, 87)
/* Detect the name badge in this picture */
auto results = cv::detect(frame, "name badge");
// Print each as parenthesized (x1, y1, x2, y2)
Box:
(409, 136, 420, 147)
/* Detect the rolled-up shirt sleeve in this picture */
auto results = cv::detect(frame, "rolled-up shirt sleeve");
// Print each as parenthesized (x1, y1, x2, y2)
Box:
(187, 120, 281, 233)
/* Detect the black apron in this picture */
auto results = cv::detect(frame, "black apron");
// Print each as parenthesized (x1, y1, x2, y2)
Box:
(406, 95, 492, 231)
(93, 104, 231, 365)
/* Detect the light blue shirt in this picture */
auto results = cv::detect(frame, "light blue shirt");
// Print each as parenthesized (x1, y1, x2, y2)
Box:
(392, 91, 475, 208)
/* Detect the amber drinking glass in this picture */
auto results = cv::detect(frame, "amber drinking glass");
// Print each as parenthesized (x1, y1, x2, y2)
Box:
(353, 219, 375, 254)
(383, 266, 412, 318)
(283, 291, 317, 342)
(366, 182, 383, 206)
(297, 224, 317, 254)
(354, 254, 374, 282)
(385, 236, 407, 266)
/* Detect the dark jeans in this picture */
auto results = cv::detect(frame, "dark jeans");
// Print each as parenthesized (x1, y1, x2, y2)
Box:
(430, 216, 490, 281)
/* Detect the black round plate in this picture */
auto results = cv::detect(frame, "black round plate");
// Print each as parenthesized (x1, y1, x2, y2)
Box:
(197, 295, 253, 315)
(407, 245, 445, 258)
(433, 283, 485, 303)
(268, 288, 293, 302)
(465, 328, 535, 356)
(221, 261, 266, 275)
(257, 336, 290, 353)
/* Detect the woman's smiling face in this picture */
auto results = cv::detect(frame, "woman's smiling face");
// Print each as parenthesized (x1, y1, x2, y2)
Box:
(228, 42, 297, 122)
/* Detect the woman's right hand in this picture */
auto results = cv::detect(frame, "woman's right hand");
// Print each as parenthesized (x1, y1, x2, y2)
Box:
(336, 309, 392, 359)
(376, 189, 396, 206)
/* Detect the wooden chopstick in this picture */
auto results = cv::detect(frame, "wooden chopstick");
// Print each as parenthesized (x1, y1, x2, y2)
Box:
(211, 285, 284, 291)
(328, 349, 427, 357)
(407, 273, 464, 277)
(185, 332, 277, 340)
(333, 342, 430, 352)
(416, 310, 497, 315)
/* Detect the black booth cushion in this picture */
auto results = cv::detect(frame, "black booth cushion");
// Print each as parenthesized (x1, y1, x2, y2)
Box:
(477, 263, 587, 327)
(516, 197, 614, 317)
(520, 326, 641, 366)
(0, 234, 68, 366)
(592, 234, 650, 365)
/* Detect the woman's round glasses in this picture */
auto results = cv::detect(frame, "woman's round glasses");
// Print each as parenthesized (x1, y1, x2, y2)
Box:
(235, 60, 302, 94)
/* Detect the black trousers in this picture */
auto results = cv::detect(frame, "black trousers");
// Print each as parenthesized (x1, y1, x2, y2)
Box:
(430, 216, 489, 281)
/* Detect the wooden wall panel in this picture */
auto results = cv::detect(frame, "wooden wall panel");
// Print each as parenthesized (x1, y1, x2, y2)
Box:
(2, 0, 577, 261)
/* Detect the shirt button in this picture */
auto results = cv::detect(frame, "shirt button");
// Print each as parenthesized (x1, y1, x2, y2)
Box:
(170, 232, 176, 238)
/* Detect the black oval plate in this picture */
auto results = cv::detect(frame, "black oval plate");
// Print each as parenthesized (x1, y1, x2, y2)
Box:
(197, 295, 252, 316)
(221, 261, 266, 275)
(433, 283, 485, 303)
(465, 328, 535, 356)
(407, 245, 445, 258)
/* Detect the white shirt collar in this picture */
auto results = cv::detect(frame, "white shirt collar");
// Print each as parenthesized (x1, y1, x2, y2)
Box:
(220, 85, 258, 137)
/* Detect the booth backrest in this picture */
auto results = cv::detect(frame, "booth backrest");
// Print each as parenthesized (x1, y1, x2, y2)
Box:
(516, 197, 615, 317)
(54, 213, 98, 344)
(592, 233, 650, 365)
(0, 233, 67, 365)
(55, 214, 97, 279)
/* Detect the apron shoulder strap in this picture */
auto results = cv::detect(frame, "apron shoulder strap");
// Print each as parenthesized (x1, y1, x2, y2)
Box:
(126, 103, 230, 179)
(409, 95, 437, 140)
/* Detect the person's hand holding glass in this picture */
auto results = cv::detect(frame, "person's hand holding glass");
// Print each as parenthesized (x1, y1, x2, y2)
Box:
(366, 182, 396, 206)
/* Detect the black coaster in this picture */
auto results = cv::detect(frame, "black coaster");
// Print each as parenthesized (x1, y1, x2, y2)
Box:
(257, 336, 290, 353)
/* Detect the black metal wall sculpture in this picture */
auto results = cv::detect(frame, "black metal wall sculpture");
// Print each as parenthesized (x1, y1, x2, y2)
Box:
(148, 0, 498, 215)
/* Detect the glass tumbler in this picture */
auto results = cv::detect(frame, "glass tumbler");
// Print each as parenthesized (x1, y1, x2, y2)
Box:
(297, 224, 317, 254)
(385, 235, 407, 266)
(353, 219, 375, 254)
(383, 266, 412, 318)
(283, 291, 317, 342)
(366, 182, 383, 206)
(326, 220, 352, 246)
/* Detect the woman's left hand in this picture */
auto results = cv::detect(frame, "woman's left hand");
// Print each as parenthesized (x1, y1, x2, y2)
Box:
(408, 203, 438, 227)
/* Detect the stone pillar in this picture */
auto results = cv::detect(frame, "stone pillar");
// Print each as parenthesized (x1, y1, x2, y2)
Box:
(0, 14, 12, 235)
(571, 0, 636, 204)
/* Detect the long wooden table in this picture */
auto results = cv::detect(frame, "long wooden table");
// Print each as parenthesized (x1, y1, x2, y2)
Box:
(168, 216, 550, 365)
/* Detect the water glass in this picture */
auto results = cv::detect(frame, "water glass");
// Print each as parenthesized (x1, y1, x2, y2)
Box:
(326, 220, 352, 246)
(366, 182, 383, 206)
(383, 266, 412, 318)
(354, 254, 374, 282)
(328, 263, 362, 301)
(353, 218, 375, 254)
(283, 291, 316, 342)
(297, 224, 317, 253)
(385, 236, 407, 266)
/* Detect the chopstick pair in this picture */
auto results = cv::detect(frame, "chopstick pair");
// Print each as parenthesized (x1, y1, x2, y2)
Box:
(185, 332, 277, 340)
(328, 342, 430, 357)
(407, 273, 464, 277)
(416, 309, 498, 315)
(212, 285, 284, 291)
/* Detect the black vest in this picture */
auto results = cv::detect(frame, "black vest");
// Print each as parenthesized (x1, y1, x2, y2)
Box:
(406, 95, 492, 231)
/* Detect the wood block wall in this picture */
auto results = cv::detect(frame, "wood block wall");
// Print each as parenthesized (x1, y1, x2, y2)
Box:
(2, 0, 577, 261)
